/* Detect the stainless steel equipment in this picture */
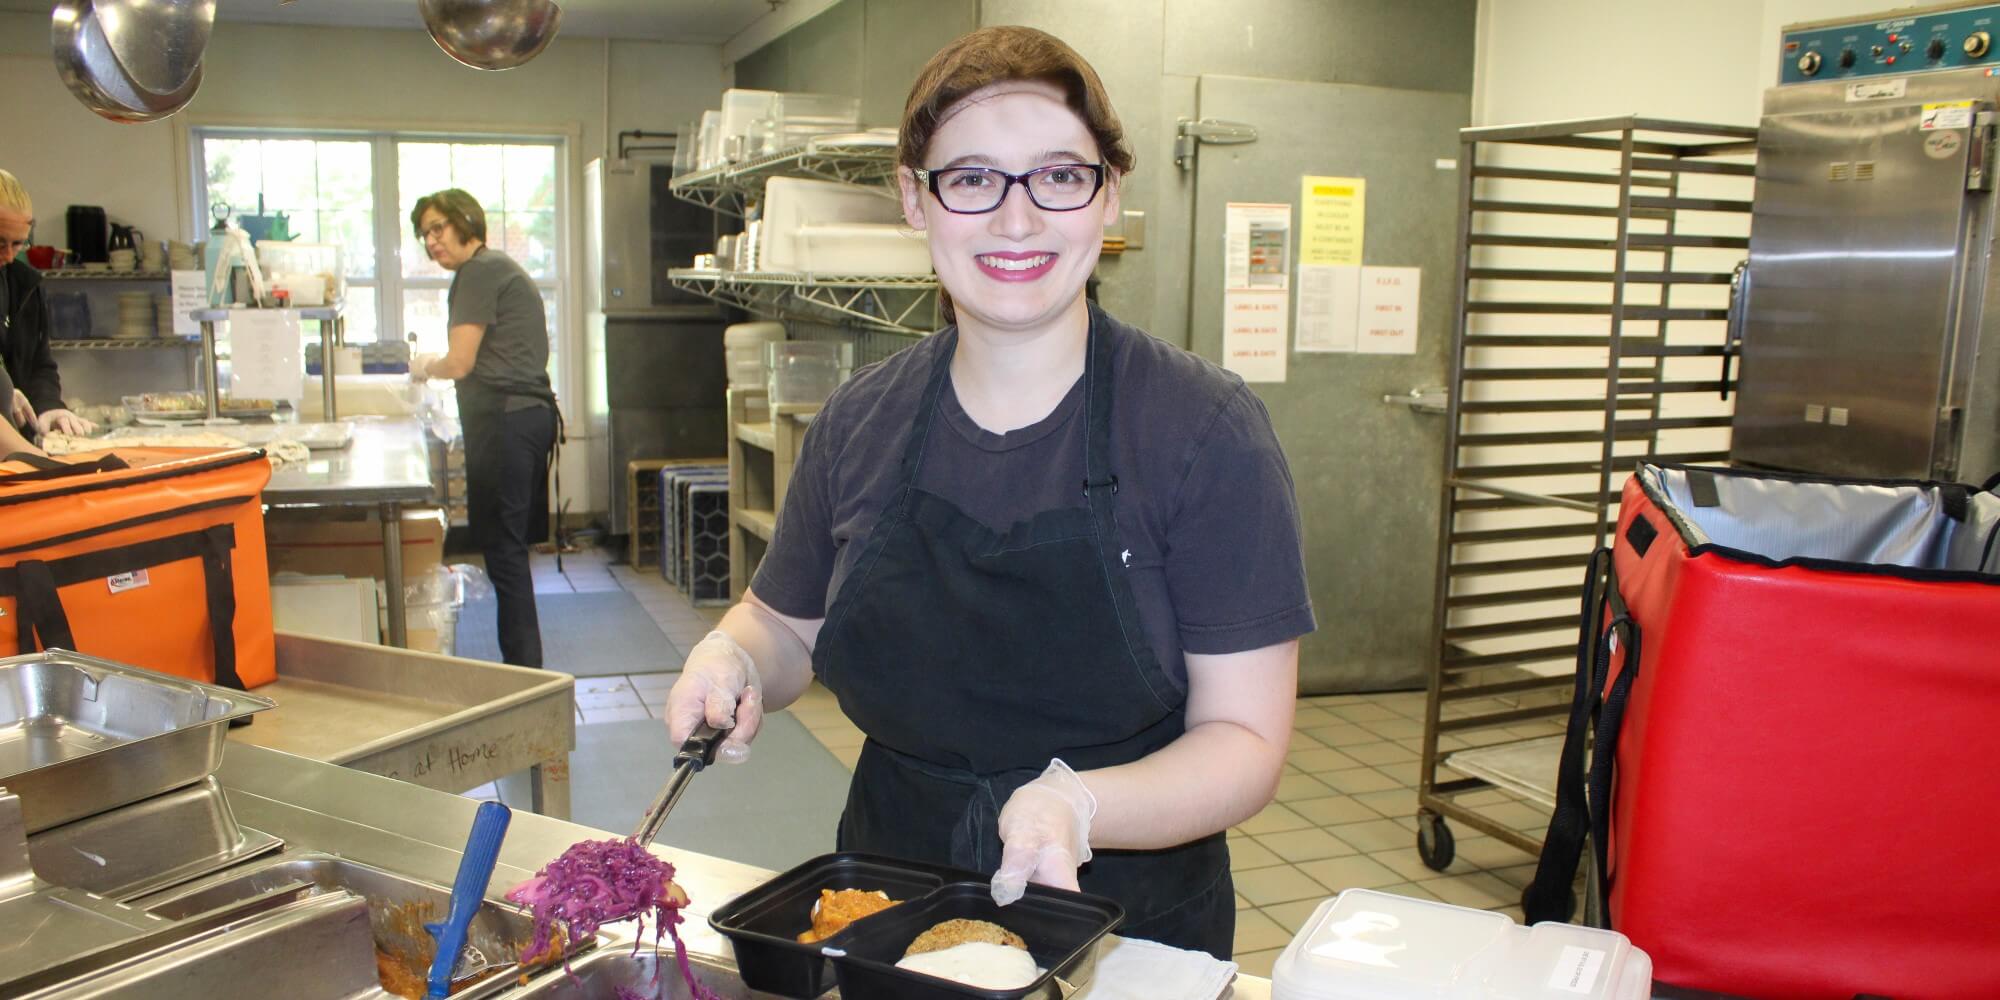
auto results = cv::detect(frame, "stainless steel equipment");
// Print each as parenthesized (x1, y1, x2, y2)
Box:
(583, 155, 728, 536)
(49, 0, 212, 124)
(1734, 2, 2000, 482)
(0, 650, 273, 832)
(418, 0, 563, 71)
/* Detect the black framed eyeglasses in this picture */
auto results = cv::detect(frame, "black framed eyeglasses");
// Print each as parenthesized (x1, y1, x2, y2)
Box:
(914, 163, 1107, 214)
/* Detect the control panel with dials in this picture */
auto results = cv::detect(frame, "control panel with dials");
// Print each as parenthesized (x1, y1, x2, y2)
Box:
(1781, 2, 2000, 84)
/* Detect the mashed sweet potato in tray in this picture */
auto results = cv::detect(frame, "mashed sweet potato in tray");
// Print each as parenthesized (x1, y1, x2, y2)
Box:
(796, 888, 900, 943)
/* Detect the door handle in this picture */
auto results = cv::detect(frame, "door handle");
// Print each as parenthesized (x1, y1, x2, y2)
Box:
(1383, 386, 1448, 414)
(1721, 259, 1750, 400)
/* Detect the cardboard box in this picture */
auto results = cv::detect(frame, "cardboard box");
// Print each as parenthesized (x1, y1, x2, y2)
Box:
(264, 507, 447, 586)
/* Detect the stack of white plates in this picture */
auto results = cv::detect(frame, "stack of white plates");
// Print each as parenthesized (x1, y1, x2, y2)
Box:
(167, 241, 198, 271)
(139, 240, 164, 272)
(116, 291, 154, 338)
(153, 293, 175, 337)
(108, 248, 137, 272)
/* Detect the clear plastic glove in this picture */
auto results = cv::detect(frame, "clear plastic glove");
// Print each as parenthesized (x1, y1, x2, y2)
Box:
(663, 630, 762, 764)
(35, 408, 95, 437)
(8, 389, 32, 429)
(991, 759, 1097, 905)
(409, 353, 441, 383)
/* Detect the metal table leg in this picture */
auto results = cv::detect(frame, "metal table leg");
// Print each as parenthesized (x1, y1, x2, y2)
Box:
(529, 757, 571, 820)
(382, 501, 406, 647)
(200, 319, 221, 421)
(321, 315, 341, 421)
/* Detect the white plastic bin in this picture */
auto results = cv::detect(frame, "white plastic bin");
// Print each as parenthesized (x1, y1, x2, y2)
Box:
(798, 224, 931, 275)
(760, 178, 904, 272)
(1272, 890, 1651, 1000)
(724, 321, 787, 387)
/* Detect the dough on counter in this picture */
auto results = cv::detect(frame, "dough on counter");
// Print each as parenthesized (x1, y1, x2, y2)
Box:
(895, 941, 1042, 989)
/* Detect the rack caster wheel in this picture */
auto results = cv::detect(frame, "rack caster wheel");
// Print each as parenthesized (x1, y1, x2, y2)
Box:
(1416, 810, 1455, 871)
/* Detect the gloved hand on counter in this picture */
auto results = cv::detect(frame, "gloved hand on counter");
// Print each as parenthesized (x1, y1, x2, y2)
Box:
(663, 630, 762, 764)
(409, 353, 442, 382)
(991, 759, 1096, 906)
(35, 408, 94, 437)
(8, 389, 33, 429)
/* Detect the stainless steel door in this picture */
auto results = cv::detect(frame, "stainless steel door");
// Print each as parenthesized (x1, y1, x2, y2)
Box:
(1188, 75, 1466, 692)
(1732, 99, 1989, 478)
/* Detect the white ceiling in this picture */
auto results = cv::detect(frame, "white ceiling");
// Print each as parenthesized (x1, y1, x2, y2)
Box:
(0, 0, 783, 44)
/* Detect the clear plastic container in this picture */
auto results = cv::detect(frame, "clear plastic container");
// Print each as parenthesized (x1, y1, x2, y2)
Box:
(1272, 890, 1651, 1000)
(775, 91, 862, 133)
(766, 341, 853, 406)
(725, 322, 787, 388)
(720, 89, 782, 161)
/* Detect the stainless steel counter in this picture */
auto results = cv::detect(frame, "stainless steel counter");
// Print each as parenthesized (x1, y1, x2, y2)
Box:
(227, 632, 574, 819)
(264, 417, 437, 646)
(214, 742, 1276, 999)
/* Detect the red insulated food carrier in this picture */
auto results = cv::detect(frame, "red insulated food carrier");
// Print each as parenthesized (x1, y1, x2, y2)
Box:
(1527, 463, 2000, 1000)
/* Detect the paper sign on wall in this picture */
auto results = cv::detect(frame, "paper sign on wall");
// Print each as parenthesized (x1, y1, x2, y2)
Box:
(170, 270, 206, 337)
(1223, 202, 1294, 382)
(1225, 202, 1292, 291)
(1223, 288, 1289, 383)
(226, 309, 304, 401)
(1296, 263, 1359, 353)
(1356, 266, 1420, 355)
(1300, 176, 1365, 266)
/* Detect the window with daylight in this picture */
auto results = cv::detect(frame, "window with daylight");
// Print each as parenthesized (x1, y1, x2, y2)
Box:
(192, 130, 565, 386)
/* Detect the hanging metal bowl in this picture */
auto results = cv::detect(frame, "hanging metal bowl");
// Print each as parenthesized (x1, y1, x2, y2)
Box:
(418, 0, 564, 71)
(51, 0, 215, 124)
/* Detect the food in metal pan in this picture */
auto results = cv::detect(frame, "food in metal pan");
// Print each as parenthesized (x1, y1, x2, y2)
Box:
(795, 887, 899, 943)
(505, 837, 717, 1000)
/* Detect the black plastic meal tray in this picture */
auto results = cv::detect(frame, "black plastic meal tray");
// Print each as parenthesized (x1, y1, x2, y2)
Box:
(707, 851, 1123, 1000)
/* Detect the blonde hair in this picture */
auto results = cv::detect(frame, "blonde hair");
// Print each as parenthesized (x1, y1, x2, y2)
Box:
(0, 170, 30, 217)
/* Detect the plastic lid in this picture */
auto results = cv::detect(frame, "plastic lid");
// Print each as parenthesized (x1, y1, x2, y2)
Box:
(1482, 922, 1651, 1000)
(1272, 890, 1513, 1000)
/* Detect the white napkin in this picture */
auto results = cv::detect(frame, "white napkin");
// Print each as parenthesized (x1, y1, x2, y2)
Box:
(1073, 935, 1238, 1000)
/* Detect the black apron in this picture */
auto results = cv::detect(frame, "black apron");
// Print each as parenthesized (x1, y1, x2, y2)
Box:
(812, 317, 1235, 959)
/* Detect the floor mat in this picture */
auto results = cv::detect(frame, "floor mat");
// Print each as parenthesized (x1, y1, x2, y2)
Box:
(567, 711, 850, 872)
(455, 590, 682, 676)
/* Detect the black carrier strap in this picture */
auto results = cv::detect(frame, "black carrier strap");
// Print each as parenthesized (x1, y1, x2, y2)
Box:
(0, 524, 244, 690)
(1524, 546, 1641, 927)
(0, 452, 131, 483)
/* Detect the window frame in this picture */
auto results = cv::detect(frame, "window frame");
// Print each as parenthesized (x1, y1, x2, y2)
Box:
(182, 122, 574, 400)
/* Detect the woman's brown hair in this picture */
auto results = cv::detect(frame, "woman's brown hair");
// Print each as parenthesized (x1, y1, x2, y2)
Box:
(899, 26, 1134, 174)
(410, 188, 487, 244)
(898, 27, 1131, 325)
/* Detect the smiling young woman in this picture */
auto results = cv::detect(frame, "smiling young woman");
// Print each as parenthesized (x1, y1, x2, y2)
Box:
(663, 26, 1315, 960)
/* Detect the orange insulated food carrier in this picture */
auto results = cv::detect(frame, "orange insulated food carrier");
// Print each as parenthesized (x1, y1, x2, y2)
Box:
(0, 448, 276, 689)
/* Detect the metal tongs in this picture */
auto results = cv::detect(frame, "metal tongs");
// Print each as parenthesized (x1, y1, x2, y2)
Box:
(633, 722, 725, 845)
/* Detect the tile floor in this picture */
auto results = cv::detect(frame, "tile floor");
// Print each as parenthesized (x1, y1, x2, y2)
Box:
(471, 543, 1562, 979)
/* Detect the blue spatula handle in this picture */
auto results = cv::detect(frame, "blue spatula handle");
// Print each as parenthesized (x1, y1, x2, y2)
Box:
(425, 800, 511, 999)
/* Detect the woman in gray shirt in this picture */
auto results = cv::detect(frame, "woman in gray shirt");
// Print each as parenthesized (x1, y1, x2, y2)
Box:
(410, 188, 557, 667)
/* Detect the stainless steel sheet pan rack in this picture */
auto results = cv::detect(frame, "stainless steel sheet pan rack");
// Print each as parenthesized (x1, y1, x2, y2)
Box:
(1416, 116, 1757, 875)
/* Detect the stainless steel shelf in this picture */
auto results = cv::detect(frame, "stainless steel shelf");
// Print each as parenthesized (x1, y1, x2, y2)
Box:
(667, 137, 900, 215)
(668, 268, 937, 335)
(53, 336, 201, 350)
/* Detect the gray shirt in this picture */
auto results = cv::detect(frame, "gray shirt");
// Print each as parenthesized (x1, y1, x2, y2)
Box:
(447, 247, 552, 411)
(753, 306, 1316, 692)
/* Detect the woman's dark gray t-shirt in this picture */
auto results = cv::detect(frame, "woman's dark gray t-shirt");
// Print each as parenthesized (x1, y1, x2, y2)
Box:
(447, 247, 552, 411)
(752, 306, 1315, 692)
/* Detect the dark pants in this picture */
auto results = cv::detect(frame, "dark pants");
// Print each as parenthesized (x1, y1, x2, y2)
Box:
(464, 404, 555, 668)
